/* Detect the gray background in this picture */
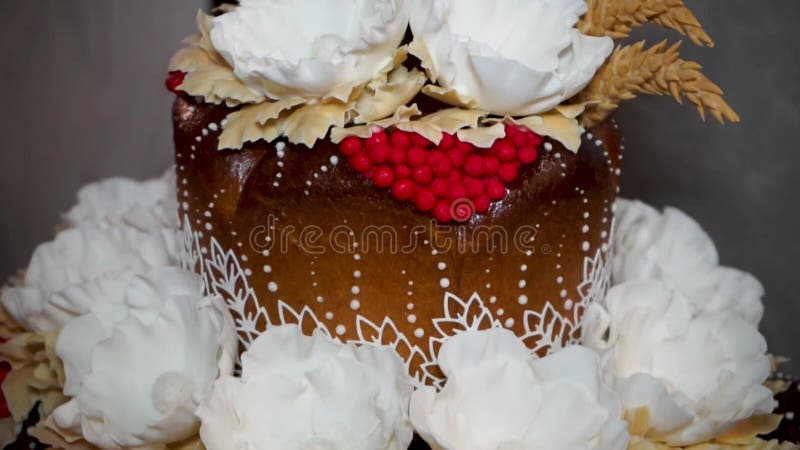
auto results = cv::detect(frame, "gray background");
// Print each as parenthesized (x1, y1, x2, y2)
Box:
(1, 1, 797, 371)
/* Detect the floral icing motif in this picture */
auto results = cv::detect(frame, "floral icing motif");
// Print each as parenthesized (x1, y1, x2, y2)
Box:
(583, 280, 775, 446)
(408, 0, 614, 117)
(612, 199, 764, 326)
(197, 325, 415, 450)
(411, 328, 629, 450)
(52, 267, 237, 450)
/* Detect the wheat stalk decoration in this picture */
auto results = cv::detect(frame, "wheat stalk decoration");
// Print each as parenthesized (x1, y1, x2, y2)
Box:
(578, 0, 714, 47)
(576, 40, 740, 127)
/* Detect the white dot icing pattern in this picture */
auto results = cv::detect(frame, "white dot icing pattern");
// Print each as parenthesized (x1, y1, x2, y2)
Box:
(179, 214, 612, 388)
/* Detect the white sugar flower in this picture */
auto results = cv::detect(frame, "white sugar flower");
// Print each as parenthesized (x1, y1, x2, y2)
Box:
(52, 267, 237, 450)
(612, 199, 764, 325)
(408, 0, 613, 116)
(64, 169, 177, 231)
(1, 224, 175, 333)
(411, 328, 628, 450)
(210, 0, 410, 102)
(197, 325, 415, 450)
(583, 280, 774, 446)
(1, 172, 181, 333)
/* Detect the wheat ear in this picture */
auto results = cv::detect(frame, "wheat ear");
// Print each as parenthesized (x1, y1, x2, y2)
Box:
(578, 0, 714, 47)
(576, 40, 740, 127)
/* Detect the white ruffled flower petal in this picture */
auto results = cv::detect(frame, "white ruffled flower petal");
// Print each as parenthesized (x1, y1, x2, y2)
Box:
(691, 266, 765, 326)
(587, 279, 774, 446)
(466, 54, 565, 117)
(64, 169, 176, 231)
(1, 225, 174, 333)
(1, 173, 179, 333)
(613, 199, 765, 326)
(559, 30, 618, 100)
(542, 0, 588, 24)
(411, 328, 628, 450)
(211, 0, 409, 101)
(52, 267, 237, 450)
(198, 325, 415, 450)
(616, 373, 694, 439)
(409, 0, 612, 116)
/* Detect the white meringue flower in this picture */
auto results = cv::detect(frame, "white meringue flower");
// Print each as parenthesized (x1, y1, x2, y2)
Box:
(64, 169, 177, 231)
(197, 325, 415, 450)
(52, 267, 237, 450)
(1, 225, 175, 333)
(411, 328, 628, 450)
(210, 0, 410, 102)
(408, 0, 613, 116)
(612, 199, 765, 325)
(583, 280, 774, 446)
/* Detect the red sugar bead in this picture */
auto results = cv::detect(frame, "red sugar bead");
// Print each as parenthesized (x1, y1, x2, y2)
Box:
(427, 150, 445, 165)
(498, 163, 519, 183)
(411, 133, 431, 148)
(518, 146, 538, 164)
(372, 166, 395, 188)
(464, 155, 485, 177)
(433, 158, 453, 178)
(439, 134, 456, 150)
(466, 178, 485, 198)
(366, 131, 388, 150)
(368, 144, 390, 164)
(165, 71, 186, 94)
(433, 200, 452, 223)
(448, 183, 468, 201)
(390, 130, 412, 148)
(395, 165, 411, 179)
(392, 180, 416, 201)
(510, 130, 528, 147)
(448, 171, 463, 184)
(389, 147, 406, 165)
(474, 195, 491, 214)
(486, 179, 506, 200)
(431, 178, 448, 196)
(340, 137, 362, 156)
(350, 153, 372, 173)
(527, 132, 543, 147)
(494, 140, 516, 161)
(415, 189, 436, 212)
(412, 166, 433, 185)
(407, 146, 428, 167)
(456, 142, 473, 153)
(448, 149, 466, 167)
(484, 157, 499, 176)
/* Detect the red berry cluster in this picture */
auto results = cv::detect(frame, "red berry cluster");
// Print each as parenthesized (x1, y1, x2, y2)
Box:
(339, 125, 543, 223)
(165, 71, 187, 95)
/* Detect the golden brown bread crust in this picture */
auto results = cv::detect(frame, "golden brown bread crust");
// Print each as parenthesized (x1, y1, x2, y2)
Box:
(173, 95, 622, 382)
